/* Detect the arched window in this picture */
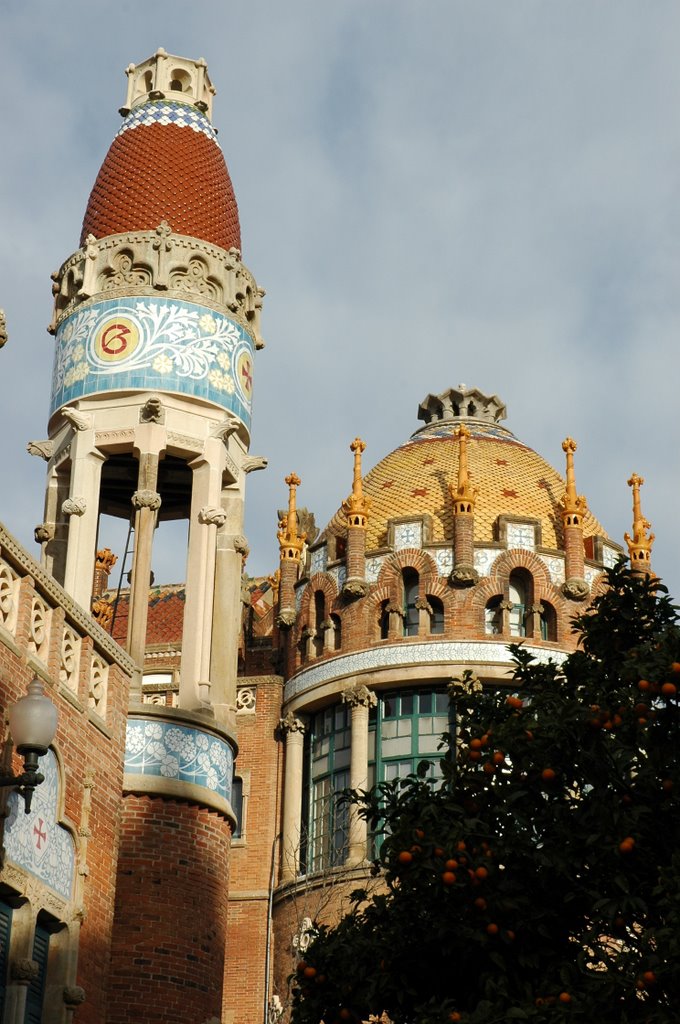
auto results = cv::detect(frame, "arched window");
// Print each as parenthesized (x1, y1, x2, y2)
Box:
(429, 596, 445, 635)
(313, 591, 325, 657)
(403, 568, 420, 637)
(509, 569, 532, 637)
(540, 601, 557, 642)
(485, 596, 503, 635)
(378, 600, 390, 640)
(305, 705, 351, 873)
(331, 613, 342, 651)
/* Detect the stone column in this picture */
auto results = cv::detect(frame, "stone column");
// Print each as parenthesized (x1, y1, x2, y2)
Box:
(180, 437, 225, 710)
(62, 427, 106, 608)
(126, 471, 161, 701)
(279, 712, 306, 883)
(342, 683, 377, 866)
(210, 488, 247, 716)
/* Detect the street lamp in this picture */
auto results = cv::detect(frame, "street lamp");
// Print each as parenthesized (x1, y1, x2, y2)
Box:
(1, 679, 58, 814)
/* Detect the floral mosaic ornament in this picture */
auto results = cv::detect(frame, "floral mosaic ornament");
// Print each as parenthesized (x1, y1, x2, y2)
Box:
(3, 750, 76, 900)
(50, 297, 254, 425)
(125, 719, 233, 802)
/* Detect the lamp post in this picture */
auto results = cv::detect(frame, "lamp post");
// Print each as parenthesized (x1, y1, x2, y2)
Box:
(1, 679, 58, 813)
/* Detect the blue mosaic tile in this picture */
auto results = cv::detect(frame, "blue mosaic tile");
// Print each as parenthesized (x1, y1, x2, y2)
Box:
(4, 750, 76, 900)
(51, 298, 255, 426)
(118, 101, 219, 145)
(125, 719, 233, 803)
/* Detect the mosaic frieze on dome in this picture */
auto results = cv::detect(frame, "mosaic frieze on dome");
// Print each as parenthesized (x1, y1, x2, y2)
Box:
(50, 295, 256, 425)
(49, 225, 264, 349)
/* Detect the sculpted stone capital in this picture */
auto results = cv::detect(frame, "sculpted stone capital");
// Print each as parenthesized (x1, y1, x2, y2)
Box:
(62, 497, 87, 517)
(448, 564, 479, 588)
(34, 523, 55, 544)
(10, 958, 39, 983)
(27, 439, 54, 460)
(563, 577, 590, 601)
(63, 985, 87, 1007)
(198, 506, 227, 527)
(342, 578, 369, 599)
(278, 711, 306, 737)
(132, 489, 162, 511)
(62, 407, 92, 432)
(276, 609, 296, 629)
(342, 683, 377, 709)
(242, 454, 268, 473)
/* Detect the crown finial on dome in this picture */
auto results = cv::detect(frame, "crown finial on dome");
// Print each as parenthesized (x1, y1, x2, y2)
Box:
(416, 385, 506, 430)
(624, 473, 655, 573)
(120, 50, 216, 118)
(449, 425, 478, 515)
(277, 473, 306, 562)
(342, 438, 371, 528)
(560, 437, 588, 525)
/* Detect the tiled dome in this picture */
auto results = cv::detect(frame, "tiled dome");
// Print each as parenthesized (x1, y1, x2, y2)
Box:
(329, 387, 609, 551)
(80, 101, 241, 251)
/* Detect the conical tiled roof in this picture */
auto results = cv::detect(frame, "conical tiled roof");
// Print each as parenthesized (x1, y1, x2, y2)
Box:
(80, 100, 241, 251)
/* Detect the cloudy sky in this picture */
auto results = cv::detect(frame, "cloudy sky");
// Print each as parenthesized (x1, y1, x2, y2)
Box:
(1, 1, 678, 600)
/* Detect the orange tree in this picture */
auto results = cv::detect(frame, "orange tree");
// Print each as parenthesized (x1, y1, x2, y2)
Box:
(290, 564, 680, 1024)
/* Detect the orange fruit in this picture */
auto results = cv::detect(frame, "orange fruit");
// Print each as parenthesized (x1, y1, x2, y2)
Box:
(397, 850, 413, 865)
(492, 752, 505, 765)
(619, 837, 635, 853)
(470, 738, 483, 750)
(638, 680, 651, 692)
(445, 859, 458, 870)
(475, 866, 489, 880)
(441, 871, 457, 886)
(303, 966, 317, 979)
(506, 695, 523, 709)
(486, 923, 499, 935)
(662, 779, 673, 793)
(473, 897, 487, 910)
(414, 828, 425, 840)
(661, 682, 677, 696)
(541, 768, 556, 782)
(469, 750, 482, 761)
(642, 971, 657, 985)
(449, 1014, 462, 1022)
(483, 762, 496, 775)
(558, 992, 572, 1004)
(670, 662, 680, 674)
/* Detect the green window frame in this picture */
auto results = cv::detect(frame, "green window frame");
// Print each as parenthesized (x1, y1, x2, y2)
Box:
(305, 704, 351, 873)
(368, 689, 452, 786)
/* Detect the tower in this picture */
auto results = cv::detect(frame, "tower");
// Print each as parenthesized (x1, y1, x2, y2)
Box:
(36, 50, 265, 1022)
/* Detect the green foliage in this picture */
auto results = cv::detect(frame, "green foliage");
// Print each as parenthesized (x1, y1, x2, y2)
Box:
(289, 565, 680, 1024)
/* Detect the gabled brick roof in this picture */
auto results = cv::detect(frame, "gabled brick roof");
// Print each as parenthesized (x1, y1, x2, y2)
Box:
(108, 585, 185, 646)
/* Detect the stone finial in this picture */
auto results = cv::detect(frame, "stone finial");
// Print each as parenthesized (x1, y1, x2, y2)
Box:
(560, 437, 588, 524)
(267, 569, 281, 601)
(449, 424, 478, 514)
(342, 437, 371, 528)
(0, 309, 7, 348)
(417, 385, 506, 429)
(624, 473, 655, 573)
(277, 473, 306, 562)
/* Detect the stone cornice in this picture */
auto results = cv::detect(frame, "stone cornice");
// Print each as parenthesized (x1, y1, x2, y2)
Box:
(49, 226, 264, 349)
(0, 523, 135, 672)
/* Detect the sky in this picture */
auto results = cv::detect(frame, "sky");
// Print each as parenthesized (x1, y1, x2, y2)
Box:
(1, 1, 678, 601)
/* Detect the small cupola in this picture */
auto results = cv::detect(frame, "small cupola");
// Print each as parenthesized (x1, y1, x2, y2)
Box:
(120, 48, 216, 118)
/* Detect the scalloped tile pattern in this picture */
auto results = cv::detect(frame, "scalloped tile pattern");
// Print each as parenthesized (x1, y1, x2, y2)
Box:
(329, 423, 609, 552)
(80, 105, 241, 251)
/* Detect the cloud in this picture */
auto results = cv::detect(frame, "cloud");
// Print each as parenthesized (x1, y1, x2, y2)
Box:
(0, 1, 678, 597)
